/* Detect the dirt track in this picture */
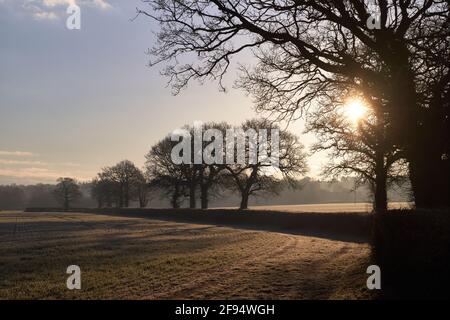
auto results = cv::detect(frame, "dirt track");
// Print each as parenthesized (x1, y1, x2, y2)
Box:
(0, 211, 373, 299)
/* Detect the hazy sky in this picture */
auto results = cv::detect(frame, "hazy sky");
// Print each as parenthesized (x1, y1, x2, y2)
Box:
(0, 0, 324, 184)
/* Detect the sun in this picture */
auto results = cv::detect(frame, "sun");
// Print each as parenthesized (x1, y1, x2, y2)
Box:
(344, 98, 368, 123)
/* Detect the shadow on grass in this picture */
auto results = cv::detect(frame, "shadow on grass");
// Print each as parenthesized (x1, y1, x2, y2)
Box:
(25, 208, 372, 243)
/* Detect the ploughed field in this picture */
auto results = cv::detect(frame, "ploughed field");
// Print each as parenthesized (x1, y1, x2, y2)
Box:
(0, 211, 373, 299)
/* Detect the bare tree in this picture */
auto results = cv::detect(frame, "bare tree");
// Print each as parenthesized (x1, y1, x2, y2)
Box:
(306, 91, 406, 212)
(53, 177, 81, 210)
(146, 122, 232, 209)
(195, 122, 231, 209)
(99, 160, 142, 208)
(135, 168, 153, 208)
(226, 119, 308, 209)
(145, 136, 189, 208)
(141, 0, 450, 208)
(91, 176, 116, 208)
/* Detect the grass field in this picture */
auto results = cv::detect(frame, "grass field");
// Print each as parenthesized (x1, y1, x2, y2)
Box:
(0, 211, 373, 299)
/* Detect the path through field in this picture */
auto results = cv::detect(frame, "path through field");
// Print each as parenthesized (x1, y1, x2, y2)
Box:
(0, 211, 373, 299)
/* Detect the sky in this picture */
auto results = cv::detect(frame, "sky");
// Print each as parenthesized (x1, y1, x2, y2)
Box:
(0, 0, 324, 185)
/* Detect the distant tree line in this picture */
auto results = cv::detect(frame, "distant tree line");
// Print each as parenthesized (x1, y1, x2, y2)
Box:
(0, 182, 94, 210)
(0, 176, 411, 211)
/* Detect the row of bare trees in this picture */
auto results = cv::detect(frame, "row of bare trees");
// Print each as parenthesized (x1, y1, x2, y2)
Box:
(58, 114, 404, 211)
(145, 119, 308, 209)
(87, 119, 307, 209)
(140, 0, 450, 211)
(88, 115, 405, 210)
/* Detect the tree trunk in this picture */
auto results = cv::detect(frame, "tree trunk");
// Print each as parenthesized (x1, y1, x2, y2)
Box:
(374, 170, 387, 214)
(64, 195, 69, 211)
(124, 185, 129, 208)
(406, 98, 450, 208)
(387, 58, 449, 208)
(119, 186, 124, 208)
(239, 192, 249, 210)
(201, 184, 208, 209)
(139, 195, 147, 208)
(171, 186, 181, 209)
(239, 167, 258, 210)
(385, 54, 429, 207)
(409, 154, 431, 208)
(372, 140, 388, 214)
(189, 183, 196, 209)
(408, 150, 449, 208)
(106, 197, 112, 208)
